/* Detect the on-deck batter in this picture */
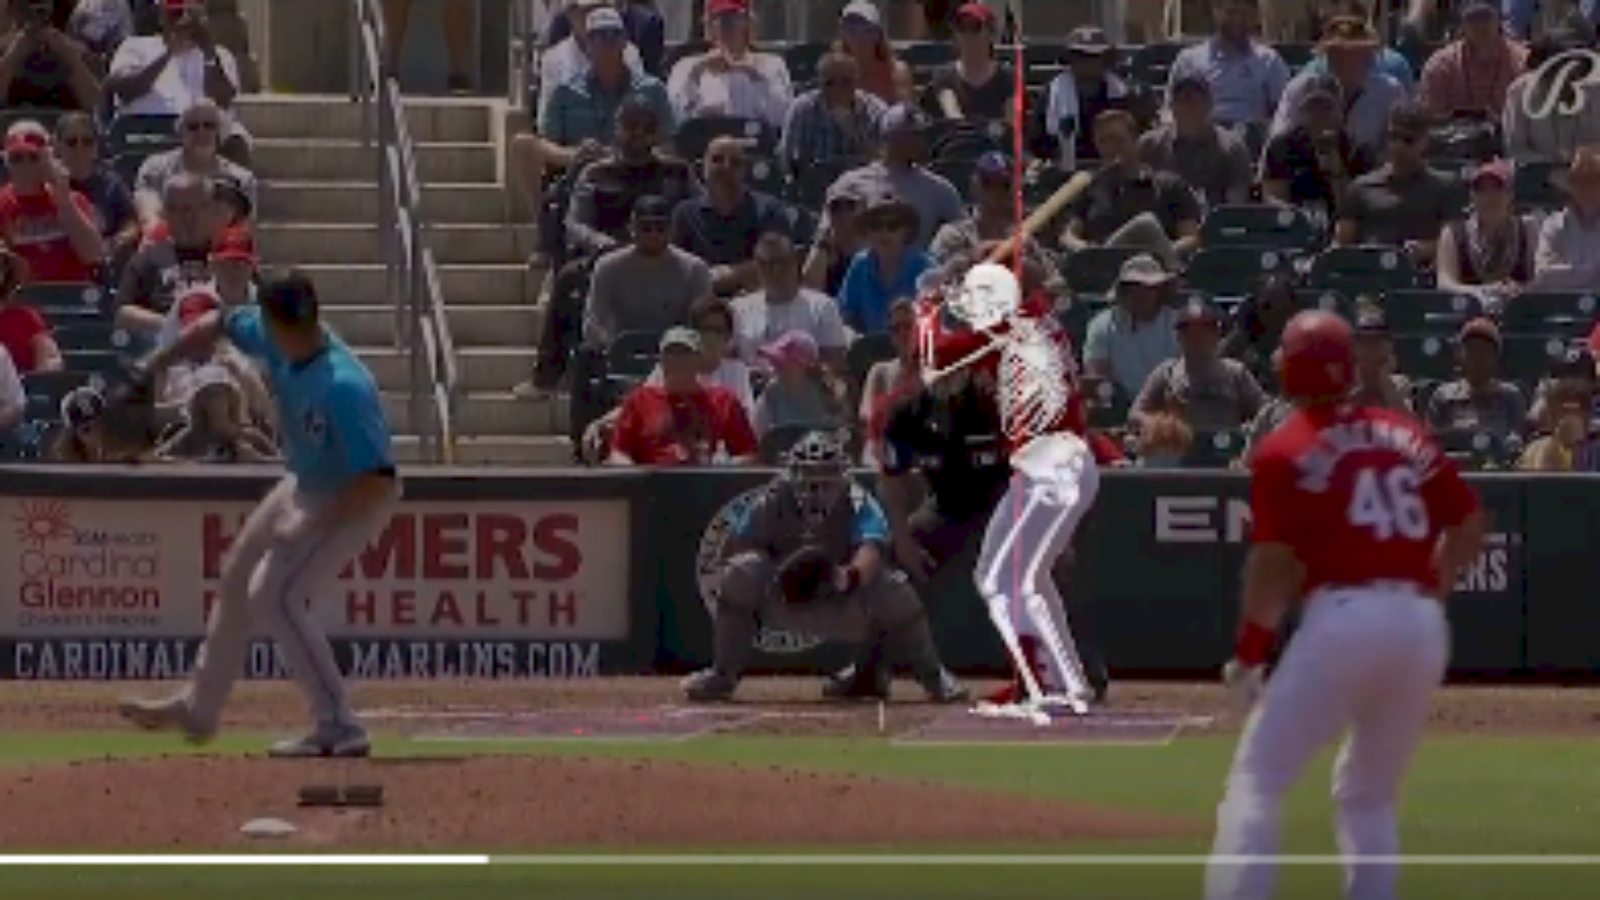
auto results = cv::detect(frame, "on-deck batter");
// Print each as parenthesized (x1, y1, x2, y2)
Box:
(119, 270, 399, 759)
(1206, 311, 1486, 900)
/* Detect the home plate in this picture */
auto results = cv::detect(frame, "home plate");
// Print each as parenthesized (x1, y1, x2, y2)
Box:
(407, 708, 762, 743)
(894, 708, 1196, 746)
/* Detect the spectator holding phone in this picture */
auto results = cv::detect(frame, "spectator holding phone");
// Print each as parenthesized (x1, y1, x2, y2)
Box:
(107, 0, 248, 157)
(0, 0, 102, 111)
(0, 121, 104, 284)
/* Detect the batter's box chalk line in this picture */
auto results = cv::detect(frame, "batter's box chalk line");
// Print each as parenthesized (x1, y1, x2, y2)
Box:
(891, 708, 1202, 747)
(403, 706, 766, 745)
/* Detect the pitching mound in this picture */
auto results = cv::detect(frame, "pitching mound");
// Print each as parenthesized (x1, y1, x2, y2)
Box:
(0, 755, 1197, 851)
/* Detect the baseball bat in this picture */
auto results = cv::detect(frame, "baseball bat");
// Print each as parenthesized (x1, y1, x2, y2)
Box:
(983, 170, 1094, 267)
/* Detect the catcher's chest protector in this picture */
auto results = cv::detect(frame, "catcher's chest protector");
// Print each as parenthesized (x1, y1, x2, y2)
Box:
(764, 483, 858, 565)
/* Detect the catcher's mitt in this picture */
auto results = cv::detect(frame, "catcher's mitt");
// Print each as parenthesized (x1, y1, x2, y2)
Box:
(774, 545, 837, 604)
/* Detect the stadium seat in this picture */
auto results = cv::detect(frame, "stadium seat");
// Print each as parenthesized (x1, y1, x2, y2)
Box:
(1513, 160, 1564, 212)
(1062, 246, 1144, 299)
(1307, 246, 1419, 295)
(1275, 42, 1315, 70)
(1382, 290, 1484, 335)
(107, 114, 180, 156)
(603, 331, 662, 402)
(1125, 42, 1191, 88)
(845, 332, 895, 399)
(662, 40, 710, 72)
(783, 42, 829, 88)
(1082, 376, 1130, 430)
(61, 350, 128, 381)
(1499, 292, 1600, 338)
(1293, 288, 1358, 321)
(1021, 44, 1070, 87)
(901, 41, 956, 74)
(747, 156, 787, 198)
(21, 282, 104, 316)
(1434, 427, 1524, 471)
(674, 115, 778, 162)
(1501, 334, 1567, 385)
(1057, 296, 1103, 349)
(927, 119, 1011, 163)
(53, 322, 132, 353)
(1391, 334, 1457, 383)
(1182, 246, 1295, 299)
(1182, 429, 1244, 468)
(1200, 204, 1318, 251)
(790, 156, 863, 207)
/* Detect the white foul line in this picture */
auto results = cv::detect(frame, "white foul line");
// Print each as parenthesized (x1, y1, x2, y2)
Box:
(1, 855, 1598, 866)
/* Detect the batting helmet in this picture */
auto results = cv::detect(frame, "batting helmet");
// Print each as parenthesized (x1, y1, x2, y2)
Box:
(1277, 310, 1354, 404)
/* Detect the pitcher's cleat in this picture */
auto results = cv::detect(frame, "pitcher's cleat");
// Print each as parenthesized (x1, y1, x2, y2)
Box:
(267, 722, 371, 759)
(117, 696, 215, 745)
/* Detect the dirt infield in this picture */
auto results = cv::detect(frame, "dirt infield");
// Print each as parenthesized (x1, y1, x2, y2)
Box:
(2, 677, 1598, 737)
(0, 755, 1198, 851)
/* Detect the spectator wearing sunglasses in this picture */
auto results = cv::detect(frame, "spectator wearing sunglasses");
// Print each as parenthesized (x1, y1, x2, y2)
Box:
(1334, 101, 1460, 268)
(107, 0, 242, 126)
(734, 231, 850, 371)
(802, 183, 869, 297)
(667, 0, 792, 128)
(670, 135, 794, 298)
(582, 195, 713, 350)
(0, 122, 103, 285)
(115, 172, 223, 335)
(133, 99, 255, 229)
(838, 193, 933, 336)
(54, 112, 138, 263)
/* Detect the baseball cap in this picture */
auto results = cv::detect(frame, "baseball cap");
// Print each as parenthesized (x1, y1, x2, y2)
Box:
(759, 330, 821, 368)
(4, 122, 49, 156)
(974, 150, 1011, 181)
(881, 104, 928, 136)
(1116, 253, 1174, 287)
(707, 0, 750, 14)
(1300, 72, 1343, 106)
(841, 0, 883, 28)
(586, 7, 626, 33)
(632, 194, 674, 222)
(1459, 317, 1501, 347)
(1387, 101, 1432, 139)
(659, 327, 701, 353)
(1354, 309, 1390, 335)
(1175, 297, 1224, 329)
(210, 226, 257, 263)
(1470, 158, 1512, 189)
(1170, 74, 1212, 100)
(953, 3, 997, 26)
(175, 285, 222, 326)
(60, 386, 106, 430)
(615, 92, 661, 126)
(1066, 26, 1115, 55)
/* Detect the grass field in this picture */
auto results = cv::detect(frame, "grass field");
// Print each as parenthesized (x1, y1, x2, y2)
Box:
(3, 715, 1598, 900)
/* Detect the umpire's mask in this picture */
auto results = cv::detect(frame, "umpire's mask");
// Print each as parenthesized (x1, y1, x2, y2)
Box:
(784, 430, 852, 527)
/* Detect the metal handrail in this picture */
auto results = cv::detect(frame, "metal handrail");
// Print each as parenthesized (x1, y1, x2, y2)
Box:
(350, 0, 459, 464)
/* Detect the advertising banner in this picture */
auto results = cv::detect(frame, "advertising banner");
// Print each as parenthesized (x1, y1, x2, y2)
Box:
(0, 496, 635, 680)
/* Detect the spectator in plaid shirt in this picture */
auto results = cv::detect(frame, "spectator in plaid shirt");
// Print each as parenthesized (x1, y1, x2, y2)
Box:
(1417, 0, 1527, 120)
(777, 50, 887, 173)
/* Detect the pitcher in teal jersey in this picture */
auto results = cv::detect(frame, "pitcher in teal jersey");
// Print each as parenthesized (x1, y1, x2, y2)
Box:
(119, 270, 400, 758)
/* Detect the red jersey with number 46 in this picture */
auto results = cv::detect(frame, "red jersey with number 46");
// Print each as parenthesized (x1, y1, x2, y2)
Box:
(1250, 403, 1481, 594)
(914, 291, 1086, 457)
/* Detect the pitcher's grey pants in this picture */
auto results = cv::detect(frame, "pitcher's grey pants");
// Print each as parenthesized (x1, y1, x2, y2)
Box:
(712, 551, 944, 679)
(184, 476, 399, 732)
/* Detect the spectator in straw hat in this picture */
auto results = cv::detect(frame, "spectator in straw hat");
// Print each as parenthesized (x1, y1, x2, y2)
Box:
(837, 191, 933, 335)
(1083, 253, 1180, 399)
(1270, 15, 1405, 157)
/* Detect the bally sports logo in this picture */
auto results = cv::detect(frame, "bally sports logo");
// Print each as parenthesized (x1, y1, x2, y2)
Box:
(696, 487, 824, 655)
(10, 500, 165, 628)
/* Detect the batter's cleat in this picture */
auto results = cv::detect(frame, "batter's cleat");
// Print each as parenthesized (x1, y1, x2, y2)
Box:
(267, 722, 371, 759)
(117, 696, 215, 745)
(918, 668, 970, 704)
(1037, 694, 1091, 717)
(821, 664, 891, 702)
(681, 668, 739, 703)
(984, 677, 1024, 706)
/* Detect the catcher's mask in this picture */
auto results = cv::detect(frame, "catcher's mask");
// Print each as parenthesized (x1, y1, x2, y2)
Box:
(945, 262, 1020, 331)
(783, 430, 851, 526)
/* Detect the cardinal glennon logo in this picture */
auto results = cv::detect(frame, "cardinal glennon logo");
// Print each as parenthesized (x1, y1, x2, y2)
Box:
(1522, 49, 1600, 122)
(13, 500, 73, 551)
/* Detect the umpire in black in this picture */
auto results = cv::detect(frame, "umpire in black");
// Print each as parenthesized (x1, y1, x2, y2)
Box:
(827, 366, 1112, 702)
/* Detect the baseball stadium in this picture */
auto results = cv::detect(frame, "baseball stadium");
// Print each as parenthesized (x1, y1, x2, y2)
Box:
(3, 0, 1600, 898)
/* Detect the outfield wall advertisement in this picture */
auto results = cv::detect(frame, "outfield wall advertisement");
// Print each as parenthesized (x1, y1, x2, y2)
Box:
(0, 494, 636, 680)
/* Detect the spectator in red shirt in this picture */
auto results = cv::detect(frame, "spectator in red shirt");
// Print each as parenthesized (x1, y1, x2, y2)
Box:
(0, 245, 62, 373)
(0, 121, 104, 284)
(608, 326, 758, 466)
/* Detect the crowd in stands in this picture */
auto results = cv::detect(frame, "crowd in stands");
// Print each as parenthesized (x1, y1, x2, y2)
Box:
(0, 0, 270, 465)
(521, 0, 1600, 474)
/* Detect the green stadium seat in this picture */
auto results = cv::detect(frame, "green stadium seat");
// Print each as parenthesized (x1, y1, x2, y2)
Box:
(1382, 289, 1483, 335)
(1501, 334, 1567, 385)
(1201, 204, 1319, 251)
(1392, 334, 1457, 383)
(1182, 246, 1295, 299)
(1434, 427, 1525, 471)
(1182, 429, 1245, 469)
(1062, 246, 1144, 299)
(747, 156, 787, 198)
(53, 322, 133, 353)
(782, 42, 829, 88)
(674, 115, 778, 162)
(1514, 161, 1565, 212)
(61, 350, 128, 381)
(901, 41, 956, 74)
(20, 282, 103, 316)
(107, 114, 180, 156)
(1500, 292, 1599, 338)
(1293, 289, 1358, 321)
(1307, 246, 1420, 295)
(1125, 42, 1192, 88)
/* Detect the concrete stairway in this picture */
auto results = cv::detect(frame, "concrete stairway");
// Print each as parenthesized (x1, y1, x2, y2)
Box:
(237, 94, 568, 465)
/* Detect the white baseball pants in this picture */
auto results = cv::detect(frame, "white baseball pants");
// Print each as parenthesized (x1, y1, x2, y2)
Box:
(185, 476, 398, 732)
(973, 432, 1100, 699)
(1206, 584, 1450, 900)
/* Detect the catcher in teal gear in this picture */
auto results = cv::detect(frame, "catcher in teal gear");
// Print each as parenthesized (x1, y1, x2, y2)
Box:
(683, 430, 968, 703)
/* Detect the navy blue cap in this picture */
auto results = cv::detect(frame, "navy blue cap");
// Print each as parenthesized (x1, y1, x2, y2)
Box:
(258, 270, 320, 328)
(975, 151, 1011, 179)
(632, 194, 674, 221)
